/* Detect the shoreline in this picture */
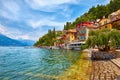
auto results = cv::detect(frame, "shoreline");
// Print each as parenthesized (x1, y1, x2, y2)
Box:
(58, 49, 92, 80)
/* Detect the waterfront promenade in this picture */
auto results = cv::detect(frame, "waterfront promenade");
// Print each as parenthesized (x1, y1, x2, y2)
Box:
(90, 50, 120, 80)
(60, 49, 120, 80)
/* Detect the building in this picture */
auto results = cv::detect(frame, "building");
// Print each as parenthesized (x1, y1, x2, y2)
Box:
(76, 22, 97, 42)
(108, 10, 120, 22)
(54, 29, 77, 47)
(108, 9, 120, 30)
(54, 36, 61, 46)
(64, 29, 77, 43)
(97, 16, 112, 29)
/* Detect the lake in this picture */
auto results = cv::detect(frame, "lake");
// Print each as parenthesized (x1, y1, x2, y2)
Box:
(0, 47, 81, 80)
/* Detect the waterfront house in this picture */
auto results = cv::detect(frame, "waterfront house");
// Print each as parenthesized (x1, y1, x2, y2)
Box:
(64, 29, 77, 43)
(109, 10, 120, 22)
(76, 22, 96, 42)
(54, 36, 62, 46)
(108, 9, 120, 30)
(97, 16, 112, 29)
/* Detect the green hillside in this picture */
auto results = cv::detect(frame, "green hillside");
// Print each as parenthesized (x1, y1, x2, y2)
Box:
(64, 0, 120, 30)
(34, 0, 120, 46)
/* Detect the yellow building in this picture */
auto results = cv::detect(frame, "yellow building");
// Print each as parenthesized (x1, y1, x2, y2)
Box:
(98, 16, 112, 29)
(108, 9, 120, 30)
(65, 29, 76, 43)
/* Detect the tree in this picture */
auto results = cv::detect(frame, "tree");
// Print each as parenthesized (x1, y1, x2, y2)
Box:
(86, 28, 120, 51)
(64, 22, 72, 30)
(53, 27, 56, 38)
(107, 0, 120, 13)
(34, 28, 58, 46)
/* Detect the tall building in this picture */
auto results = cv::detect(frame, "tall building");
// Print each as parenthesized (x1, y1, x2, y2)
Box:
(76, 22, 96, 42)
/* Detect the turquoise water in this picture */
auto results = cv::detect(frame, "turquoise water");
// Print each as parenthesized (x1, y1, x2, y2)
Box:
(0, 47, 80, 80)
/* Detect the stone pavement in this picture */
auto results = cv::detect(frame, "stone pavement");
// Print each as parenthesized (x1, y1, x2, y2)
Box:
(90, 60, 120, 80)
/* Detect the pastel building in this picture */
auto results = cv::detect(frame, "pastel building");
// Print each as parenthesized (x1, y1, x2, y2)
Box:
(98, 16, 112, 29)
(108, 9, 120, 30)
(64, 29, 77, 43)
(76, 22, 97, 42)
(108, 10, 120, 22)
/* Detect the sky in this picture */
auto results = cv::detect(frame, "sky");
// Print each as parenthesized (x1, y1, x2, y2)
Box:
(0, 0, 110, 41)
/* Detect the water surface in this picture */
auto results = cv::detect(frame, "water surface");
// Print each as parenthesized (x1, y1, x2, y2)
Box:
(0, 47, 80, 80)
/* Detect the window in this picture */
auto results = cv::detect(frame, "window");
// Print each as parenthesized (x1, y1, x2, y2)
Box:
(104, 20, 107, 24)
(72, 35, 74, 38)
(80, 30, 86, 34)
(80, 36, 85, 40)
(99, 23, 101, 27)
(105, 26, 107, 28)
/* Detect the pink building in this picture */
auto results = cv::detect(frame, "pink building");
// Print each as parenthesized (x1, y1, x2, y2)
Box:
(76, 22, 97, 41)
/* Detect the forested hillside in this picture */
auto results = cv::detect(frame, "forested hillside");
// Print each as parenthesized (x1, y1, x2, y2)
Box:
(34, 0, 120, 46)
(34, 28, 62, 46)
(64, 0, 120, 30)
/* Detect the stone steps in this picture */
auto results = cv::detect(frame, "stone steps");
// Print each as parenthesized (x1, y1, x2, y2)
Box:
(111, 58, 120, 68)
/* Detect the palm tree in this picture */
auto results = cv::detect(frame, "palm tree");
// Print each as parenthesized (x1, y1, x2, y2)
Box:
(86, 28, 120, 51)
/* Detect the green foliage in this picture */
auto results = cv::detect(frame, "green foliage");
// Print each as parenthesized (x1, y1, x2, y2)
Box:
(81, 44, 89, 50)
(34, 28, 58, 46)
(108, 0, 120, 13)
(63, 0, 120, 30)
(86, 28, 120, 51)
(35, 0, 120, 46)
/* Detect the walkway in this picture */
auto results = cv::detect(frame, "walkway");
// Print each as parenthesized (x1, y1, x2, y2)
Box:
(90, 51, 120, 80)
(90, 60, 120, 80)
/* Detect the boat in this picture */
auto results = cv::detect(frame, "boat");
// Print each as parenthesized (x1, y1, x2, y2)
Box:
(66, 42, 85, 50)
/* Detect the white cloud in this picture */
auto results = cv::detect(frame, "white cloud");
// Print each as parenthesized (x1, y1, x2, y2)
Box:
(25, 0, 78, 12)
(0, 0, 20, 20)
(0, 24, 29, 39)
(0, 24, 46, 41)
(0, 24, 6, 34)
(0, 24, 21, 37)
(27, 19, 65, 30)
(14, 35, 30, 40)
(27, 0, 77, 6)
(3, 1, 20, 14)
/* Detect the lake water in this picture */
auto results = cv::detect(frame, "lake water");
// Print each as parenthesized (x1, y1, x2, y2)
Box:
(0, 47, 80, 80)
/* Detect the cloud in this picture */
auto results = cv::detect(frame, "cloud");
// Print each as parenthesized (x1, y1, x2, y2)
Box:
(27, 19, 65, 30)
(0, 24, 47, 41)
(0, 24, 6, 34)
(0, 0, 110, 41)
(25, 0, 78, 12)
(0, 24, 21, 37)
(0, 0, 20, 20)
(0, 24, 30, 40)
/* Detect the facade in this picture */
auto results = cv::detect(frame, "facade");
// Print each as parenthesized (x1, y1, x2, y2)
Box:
(108, 10, 120, 30)
(76, 22, 96, 42)
(108, 10, 120, 22)
(54, 37, 62, 46)
(98, 17, 112, 29)
(64, 29, 76, 43)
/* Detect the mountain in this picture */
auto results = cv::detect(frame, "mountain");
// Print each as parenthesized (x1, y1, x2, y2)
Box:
(0, 34, 28, 46)
(18, 39, 35, 46)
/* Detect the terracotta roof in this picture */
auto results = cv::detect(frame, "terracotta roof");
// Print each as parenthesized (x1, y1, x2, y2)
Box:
(98, 18, 109, 23)
(86, 25, 98, 29)
(67, 29, 76, 33)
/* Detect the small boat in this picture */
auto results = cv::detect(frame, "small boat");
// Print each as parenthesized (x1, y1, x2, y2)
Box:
(66, 42, 85, 50)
